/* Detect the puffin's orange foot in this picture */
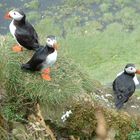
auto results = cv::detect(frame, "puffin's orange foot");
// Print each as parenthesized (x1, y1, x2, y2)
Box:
(41, 73, 51, 81)
(12, 45, 23, 52)
(43, 68, 50, 74)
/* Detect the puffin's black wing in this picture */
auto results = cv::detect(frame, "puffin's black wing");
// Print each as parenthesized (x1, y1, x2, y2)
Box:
(15, 22, 39, 50)
(21, 47, 47, 71)
(112, 77, 126, 94)
(113, 75, 135, 96)
(113, 74, 135, 108)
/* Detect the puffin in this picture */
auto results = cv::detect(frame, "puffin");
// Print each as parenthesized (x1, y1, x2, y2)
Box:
(21, 35, 58, 81)
(113, 64, 140, 109)
(4, 9, 40, 52)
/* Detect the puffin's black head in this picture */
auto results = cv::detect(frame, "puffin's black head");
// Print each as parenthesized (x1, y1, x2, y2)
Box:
(124, 63, 140, 75)
(5, 9, 25, 21)
(124, 63, 136, 75)
(46, 35, 58, 49)
(16, 10, 25, 17)
(47, 35, 56, 41)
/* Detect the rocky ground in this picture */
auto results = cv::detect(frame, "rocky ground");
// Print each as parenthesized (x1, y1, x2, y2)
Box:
(94, 86, 140, 117)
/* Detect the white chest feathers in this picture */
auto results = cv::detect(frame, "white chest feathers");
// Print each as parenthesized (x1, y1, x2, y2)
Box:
(9, 20, 16, 39)
(133, 76, 139, 86)
(42, 50, 57, 69)
(117, 71, 139, 86)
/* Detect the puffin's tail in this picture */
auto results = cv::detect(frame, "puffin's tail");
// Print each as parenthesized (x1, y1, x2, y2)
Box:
(21, 63, 31, 70)
(115, 93, 128, 109)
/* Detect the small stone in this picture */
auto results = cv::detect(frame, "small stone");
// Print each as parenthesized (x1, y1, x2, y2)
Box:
(131, 105, 137, 108)
(105, 94, 112, 97)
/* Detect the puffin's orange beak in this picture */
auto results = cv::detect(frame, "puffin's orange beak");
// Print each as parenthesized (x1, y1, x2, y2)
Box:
(53, 43, 59, 50)
(136, 70, 140, 74)
(4, 12, 12, 20)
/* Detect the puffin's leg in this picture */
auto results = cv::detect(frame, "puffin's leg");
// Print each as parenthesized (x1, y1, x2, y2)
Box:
(43, 68, 50, 74)
(41, 68, 51, 81)
(12, 44, 23, 52)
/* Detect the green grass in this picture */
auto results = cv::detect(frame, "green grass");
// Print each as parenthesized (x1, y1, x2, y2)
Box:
(128, 131, 140, 140)
(26, 11, 41, 23)
(1, 0, 140, 121)
(24, 0, 40, 10)
(1, 0, 140, 138)
(25, 0, 140, 87)
(0, 35, 100, 122)
(62, 23, 140, 84)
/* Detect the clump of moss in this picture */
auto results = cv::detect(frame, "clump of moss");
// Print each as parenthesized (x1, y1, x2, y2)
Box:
(128, 131, 140, 140)
(65, 100, 139, 139)
(65, 102, 97, 138)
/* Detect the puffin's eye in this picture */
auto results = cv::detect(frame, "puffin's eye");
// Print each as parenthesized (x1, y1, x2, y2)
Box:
(14, 12, 16, 15)
(130, 68, 133, 70)
(48, 39, 50, 42)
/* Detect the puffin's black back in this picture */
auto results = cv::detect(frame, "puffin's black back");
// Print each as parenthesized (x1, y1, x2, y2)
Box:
(14, 12, 39, 50)
(21, 45, 55, 71)
(113, 72, 135, 109)
(21, 47, 47, 71)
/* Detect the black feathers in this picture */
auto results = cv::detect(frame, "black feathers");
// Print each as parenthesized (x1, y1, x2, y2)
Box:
(21, 45, 55, 71)
(15, 21, 39, 50)
(21, 47, 47, 71)
(113, 66, 136, 109)
(12, 10, 40, 50)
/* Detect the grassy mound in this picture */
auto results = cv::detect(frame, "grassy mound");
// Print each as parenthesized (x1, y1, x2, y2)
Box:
(0, 35, 140, 140)
(0, 35, 101, 122)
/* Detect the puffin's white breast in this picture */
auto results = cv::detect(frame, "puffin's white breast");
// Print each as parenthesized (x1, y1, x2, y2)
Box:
(133, 75, 139, 85)
(42, 50, 57, 69)
(9, 20, 16, 39)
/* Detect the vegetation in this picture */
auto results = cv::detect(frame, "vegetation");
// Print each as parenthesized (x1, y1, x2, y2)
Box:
(26, 11, 41, 22)
(0, 34, 140, 139)
(0, 0, 140, 139)
(24, 0, 40, 10)
(65, 100, 140, 139)
(128, 131, 140, 140)
(22, 0, 140, 85)
(0, 34, 101, 122)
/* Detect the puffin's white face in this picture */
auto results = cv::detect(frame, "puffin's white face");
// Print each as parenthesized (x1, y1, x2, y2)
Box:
(125, 66, 136, 74)
(9, 10, 24, 21)
(46, 37, 57, 48)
